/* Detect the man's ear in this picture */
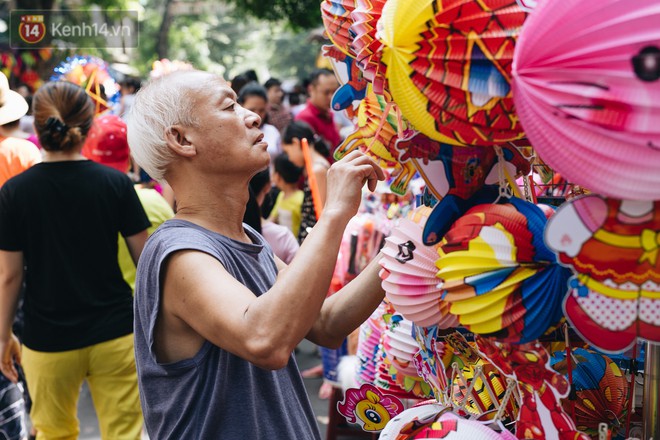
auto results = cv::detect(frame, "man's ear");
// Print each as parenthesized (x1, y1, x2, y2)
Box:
(165, 125, 196, 157)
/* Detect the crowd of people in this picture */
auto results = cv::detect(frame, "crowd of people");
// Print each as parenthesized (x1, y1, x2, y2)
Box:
(0, 61, 386, 439)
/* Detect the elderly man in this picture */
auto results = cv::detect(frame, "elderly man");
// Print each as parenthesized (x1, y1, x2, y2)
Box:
(127, 70, 386, 439)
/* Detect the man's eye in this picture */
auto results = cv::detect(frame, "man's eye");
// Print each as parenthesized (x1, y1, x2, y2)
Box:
(225, 103, 235, 111)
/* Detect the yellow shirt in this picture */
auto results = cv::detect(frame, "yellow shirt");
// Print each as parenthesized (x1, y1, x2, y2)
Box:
(270, 190, 304, 238)
(118, 187, 174, 291)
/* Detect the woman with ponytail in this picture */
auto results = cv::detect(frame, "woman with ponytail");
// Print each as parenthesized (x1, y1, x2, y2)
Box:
(0, 81, 149, 439)
(281, 120, 331, 244)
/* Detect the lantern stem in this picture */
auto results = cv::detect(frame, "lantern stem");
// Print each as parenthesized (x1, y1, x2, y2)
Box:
(643, 342, 660, 439)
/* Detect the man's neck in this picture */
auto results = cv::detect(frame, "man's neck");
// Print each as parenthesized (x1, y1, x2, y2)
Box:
(309, 100, 329, 116)
(169, 172, 252, 242)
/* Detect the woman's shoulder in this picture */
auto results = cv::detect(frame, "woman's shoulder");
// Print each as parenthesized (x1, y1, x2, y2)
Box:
(312, 156, 330, 172)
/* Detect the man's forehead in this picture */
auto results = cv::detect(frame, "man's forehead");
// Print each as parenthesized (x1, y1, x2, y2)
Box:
(316, 74, 339, 88)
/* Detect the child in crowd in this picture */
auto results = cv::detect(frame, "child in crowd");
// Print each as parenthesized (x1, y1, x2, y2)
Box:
(249, 169, 300, 264)
(269, 153, 304, 238)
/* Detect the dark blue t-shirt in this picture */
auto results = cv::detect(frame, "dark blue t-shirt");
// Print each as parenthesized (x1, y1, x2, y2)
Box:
(134, 220, 321, 439)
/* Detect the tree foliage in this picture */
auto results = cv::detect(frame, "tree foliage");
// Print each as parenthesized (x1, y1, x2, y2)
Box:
(2, 0, 325, 85)
(223, 0, 322, 30)
(133, 0, 323, 82)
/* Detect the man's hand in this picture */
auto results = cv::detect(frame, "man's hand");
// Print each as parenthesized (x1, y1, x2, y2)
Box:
(0, 334, 21, 383)
(323, 150, 385, 221)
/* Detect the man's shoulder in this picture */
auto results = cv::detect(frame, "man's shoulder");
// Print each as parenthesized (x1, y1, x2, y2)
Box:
(145, 220, 228, 256)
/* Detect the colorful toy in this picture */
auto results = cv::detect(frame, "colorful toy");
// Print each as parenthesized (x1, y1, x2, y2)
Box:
(552, 349, 628, 439)
(437, 199, 571, 343)
(52, 56, 119, 115)
(337, 383, 405, 431)
(512, 0, 660, 200)
(391, 132, 531, 245)
(323, 45, 368, 117)
(356, 301, 388, 384)
(334, 85, 417, 195)
(476, 337, 589, 440)
(349, 0, 389, 96)
(379, 0, 527, 146)
(379, 206, 459, 328)
(321, 0, 357, 57)
(545, 195, 660, 352)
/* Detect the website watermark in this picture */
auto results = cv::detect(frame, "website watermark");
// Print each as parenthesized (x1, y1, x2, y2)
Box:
(10, 9, 138, 49)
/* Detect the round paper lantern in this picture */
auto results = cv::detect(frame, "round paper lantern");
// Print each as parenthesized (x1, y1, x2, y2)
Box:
(552, 348, 628, 439)
(379, 0, 527, 146)
(380, 206, 459, 328)
(512, 0, 660, 200)
(437, 198, 570, 343)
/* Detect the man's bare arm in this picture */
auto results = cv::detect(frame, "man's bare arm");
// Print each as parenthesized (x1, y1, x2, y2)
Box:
(159, 151, 385, 370)
(305, 256, 385, 348)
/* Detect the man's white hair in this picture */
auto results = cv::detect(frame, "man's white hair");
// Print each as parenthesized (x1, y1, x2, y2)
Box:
(126, 70, 213, 182)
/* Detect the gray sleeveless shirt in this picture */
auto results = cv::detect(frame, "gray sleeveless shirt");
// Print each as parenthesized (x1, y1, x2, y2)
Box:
(134, 219, 321, 439)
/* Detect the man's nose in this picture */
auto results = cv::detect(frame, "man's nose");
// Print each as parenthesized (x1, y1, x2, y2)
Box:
(243, 107, 261, 127)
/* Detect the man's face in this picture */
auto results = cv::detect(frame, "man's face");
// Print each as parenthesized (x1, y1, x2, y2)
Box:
(181, 76, 269, 173)
(241, 95, 268, 127)
(309, 74, 339, 112)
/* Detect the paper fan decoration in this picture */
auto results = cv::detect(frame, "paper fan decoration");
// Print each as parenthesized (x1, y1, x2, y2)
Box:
(335, 85, 416, 195)
(52, 56, 119, 115)
(350, 0, 389, 95)
(384, 317, 423, 377)
(552, 349, 628, 439)
(512, 0, 660, 200)
(545, 195, 660, 353)
(383, 316, 434, 399)
(379, 0, 527, 146)
(437, 198, 571, 343)
(375, 341, 423, 400)
(380, 206, 459, 328)
(321, 0, 357, 57)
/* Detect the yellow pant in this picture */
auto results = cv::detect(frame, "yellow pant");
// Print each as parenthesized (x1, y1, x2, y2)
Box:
(22, 334, 143, 440)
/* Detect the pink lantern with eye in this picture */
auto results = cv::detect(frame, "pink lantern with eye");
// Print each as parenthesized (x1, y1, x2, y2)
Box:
(512, 0, 660, 200)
